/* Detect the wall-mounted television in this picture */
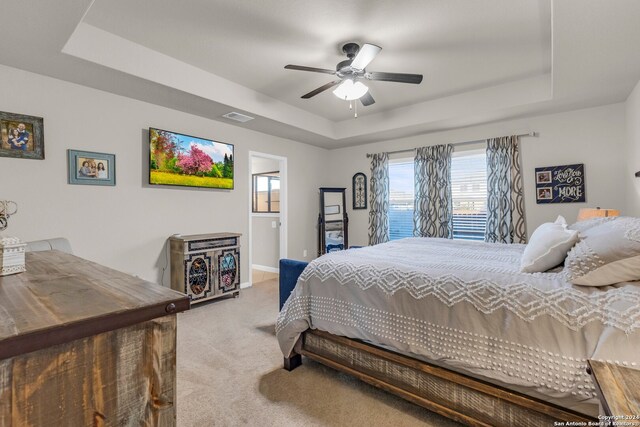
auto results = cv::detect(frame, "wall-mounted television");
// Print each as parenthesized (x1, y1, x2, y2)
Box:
(149, 127, 234, 189)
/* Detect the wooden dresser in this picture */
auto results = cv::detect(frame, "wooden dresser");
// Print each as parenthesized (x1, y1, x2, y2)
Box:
(588, 360, 640, 426)
(0, 250, 190, 426)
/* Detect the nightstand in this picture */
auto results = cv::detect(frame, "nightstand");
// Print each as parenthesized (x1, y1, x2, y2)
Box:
(587, 360, 640, 426)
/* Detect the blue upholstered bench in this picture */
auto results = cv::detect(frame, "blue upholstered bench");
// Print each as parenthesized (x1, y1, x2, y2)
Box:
(279, 247, 364, 311)
(278, 258, 308, 370)
(279, 250, 364, 370)
(279, 258, 308, 311)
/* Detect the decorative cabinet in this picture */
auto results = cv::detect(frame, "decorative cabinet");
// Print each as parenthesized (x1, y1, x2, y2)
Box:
(170, 233, 241, 304)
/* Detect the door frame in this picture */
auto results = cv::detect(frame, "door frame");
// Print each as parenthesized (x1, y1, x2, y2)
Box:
(247, 151, 287, 287)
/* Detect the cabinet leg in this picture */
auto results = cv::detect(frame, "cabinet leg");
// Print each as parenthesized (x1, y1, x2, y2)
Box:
(233, 291, 240, 298)
(284, 353, 302, 371)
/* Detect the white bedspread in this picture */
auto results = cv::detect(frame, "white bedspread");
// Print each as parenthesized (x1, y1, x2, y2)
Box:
(276, 238, 640, 415)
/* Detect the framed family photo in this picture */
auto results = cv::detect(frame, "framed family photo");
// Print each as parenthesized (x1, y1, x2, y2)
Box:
(0, 111, 44, 160)
(535, 170, 552, 184)
(68, 150, 116, 186)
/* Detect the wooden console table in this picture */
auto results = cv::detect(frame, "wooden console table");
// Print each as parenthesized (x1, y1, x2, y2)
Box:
(0, 250, 190, 426)
(588, 360, 640, 426)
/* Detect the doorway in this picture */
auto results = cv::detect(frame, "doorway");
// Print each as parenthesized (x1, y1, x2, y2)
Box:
(248, 152, 287, 286)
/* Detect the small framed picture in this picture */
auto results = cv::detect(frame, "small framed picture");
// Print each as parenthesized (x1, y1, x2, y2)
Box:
(537, 187, 553, 201)
(68, 150, 116, 186)
(0, 111, 44, 160)
(536, 170, 552, 184)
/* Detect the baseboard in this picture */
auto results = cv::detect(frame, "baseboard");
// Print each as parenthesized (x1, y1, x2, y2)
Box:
(252, 264, 279, 273)
(240, 281, 251, 289)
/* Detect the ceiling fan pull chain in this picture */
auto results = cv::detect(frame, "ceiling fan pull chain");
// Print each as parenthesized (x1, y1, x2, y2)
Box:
(355, 101, 358, 119)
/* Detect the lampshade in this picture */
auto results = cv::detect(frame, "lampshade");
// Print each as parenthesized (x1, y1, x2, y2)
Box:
(577, 207, 620, 222)
(333, 80, 369, 100)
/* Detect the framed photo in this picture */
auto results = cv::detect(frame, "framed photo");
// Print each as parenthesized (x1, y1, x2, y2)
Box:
(0, 111, 44, 160)
(534, 163, 585, 204)
(537, 187, 553, 200)
(68, 150, 116, 186)
(536, 170, 552, 184)
(352, 172, 367, 210)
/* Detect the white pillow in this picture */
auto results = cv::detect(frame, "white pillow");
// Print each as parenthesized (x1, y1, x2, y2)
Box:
(565, 216, 640, 286)
(520, 216, 579, 273)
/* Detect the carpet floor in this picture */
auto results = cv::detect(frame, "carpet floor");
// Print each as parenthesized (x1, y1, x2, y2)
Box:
(176, 278, 461, 426)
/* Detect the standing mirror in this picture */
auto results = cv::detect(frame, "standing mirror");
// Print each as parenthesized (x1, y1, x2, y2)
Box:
(318, 188, 349, 256)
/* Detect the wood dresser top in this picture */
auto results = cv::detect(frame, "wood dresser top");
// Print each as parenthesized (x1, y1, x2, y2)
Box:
(588, 360, 640, 422)
(0, 250, 190, 360)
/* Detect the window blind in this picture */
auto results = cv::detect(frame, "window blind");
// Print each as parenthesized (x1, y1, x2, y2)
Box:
(387, 151, 487, 241)
(388, 159, 415, 240)
(451, 151, 487, 241)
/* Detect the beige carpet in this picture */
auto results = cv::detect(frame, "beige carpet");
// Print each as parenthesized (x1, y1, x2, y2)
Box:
(176, 279, 461, 426)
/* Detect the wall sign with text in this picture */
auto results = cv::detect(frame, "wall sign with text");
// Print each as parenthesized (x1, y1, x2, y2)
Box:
(535, 163, 586, 204)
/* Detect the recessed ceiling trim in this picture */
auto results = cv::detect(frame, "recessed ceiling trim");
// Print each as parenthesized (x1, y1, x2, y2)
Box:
(334, 74, 553, 139)
(62, 23, 337, 139)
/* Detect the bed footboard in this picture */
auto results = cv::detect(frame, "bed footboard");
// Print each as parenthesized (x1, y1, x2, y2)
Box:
(295, 330, 595, 427)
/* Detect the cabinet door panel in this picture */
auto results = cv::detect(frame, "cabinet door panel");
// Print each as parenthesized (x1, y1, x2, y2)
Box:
(216, 249, 240, 293)
(184, 253, 212, 301)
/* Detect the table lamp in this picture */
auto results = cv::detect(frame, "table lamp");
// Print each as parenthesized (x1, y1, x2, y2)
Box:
(577, 207, 620, 222)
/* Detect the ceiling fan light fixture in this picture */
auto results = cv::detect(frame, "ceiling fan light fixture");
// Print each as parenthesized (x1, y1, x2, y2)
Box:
(333, 80, 369, 100)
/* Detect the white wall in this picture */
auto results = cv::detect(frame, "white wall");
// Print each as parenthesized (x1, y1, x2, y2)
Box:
(251, 156, 280, 269)
(0, 64, 326, 284)
(251, 216, 279, 269)
(251, 157, 279, 174)
(626, 80, 640, 216)
(325, 104, 628, 246)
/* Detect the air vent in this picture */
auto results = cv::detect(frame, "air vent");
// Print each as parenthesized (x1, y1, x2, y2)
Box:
(222, 112, 254, 123)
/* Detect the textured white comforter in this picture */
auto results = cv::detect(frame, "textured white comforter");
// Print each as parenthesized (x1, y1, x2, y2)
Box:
(276, 238, 640, 415)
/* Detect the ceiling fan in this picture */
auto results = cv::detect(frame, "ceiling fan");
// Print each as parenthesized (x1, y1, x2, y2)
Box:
(284, 42, 423, 107)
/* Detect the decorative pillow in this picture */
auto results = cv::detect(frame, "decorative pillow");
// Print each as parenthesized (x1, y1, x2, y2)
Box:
(568, 216, 617, 234)
(520, 215, 579, 273)
(565, 216, 640, 286)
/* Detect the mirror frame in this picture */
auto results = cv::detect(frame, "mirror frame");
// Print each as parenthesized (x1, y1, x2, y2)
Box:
(318, 187, 349, 256)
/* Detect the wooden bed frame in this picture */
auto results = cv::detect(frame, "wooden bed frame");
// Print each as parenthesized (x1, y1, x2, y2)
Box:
(285, 329, 597, 427)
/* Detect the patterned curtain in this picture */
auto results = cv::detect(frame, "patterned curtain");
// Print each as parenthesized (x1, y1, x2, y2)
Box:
(485, 136, 527, 243)
(413, 145, 453, 238)
(368, 153, 390, 245)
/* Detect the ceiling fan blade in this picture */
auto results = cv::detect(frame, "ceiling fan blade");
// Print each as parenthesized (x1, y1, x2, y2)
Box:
(366, 71, 423, 84)
(350, 43, 382, 70)
(285, 64, 336, 75)
(360, 92, 375, 106)
(301, 80, 341, 99)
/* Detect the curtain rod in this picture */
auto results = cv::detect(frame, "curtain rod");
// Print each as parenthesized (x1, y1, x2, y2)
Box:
(365, 132, 537, 158)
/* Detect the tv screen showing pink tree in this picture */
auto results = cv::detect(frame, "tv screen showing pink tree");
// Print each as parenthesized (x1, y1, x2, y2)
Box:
(149, 127, 234, 189)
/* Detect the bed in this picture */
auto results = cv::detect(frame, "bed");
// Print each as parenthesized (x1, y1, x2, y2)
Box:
(276, 237, 640, 426)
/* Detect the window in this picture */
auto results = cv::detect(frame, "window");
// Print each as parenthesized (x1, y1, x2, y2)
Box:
(388, 159, 415, 240)
(387, 150, 487, 241)
(252, 172, 280, 213)
(451, 150, 487, 241)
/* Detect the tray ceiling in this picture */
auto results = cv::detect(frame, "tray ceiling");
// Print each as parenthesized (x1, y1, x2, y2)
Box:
(2, 0, 640, 148)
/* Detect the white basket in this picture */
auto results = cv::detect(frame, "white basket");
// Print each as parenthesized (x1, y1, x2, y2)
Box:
(0, 236, 26, 276)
